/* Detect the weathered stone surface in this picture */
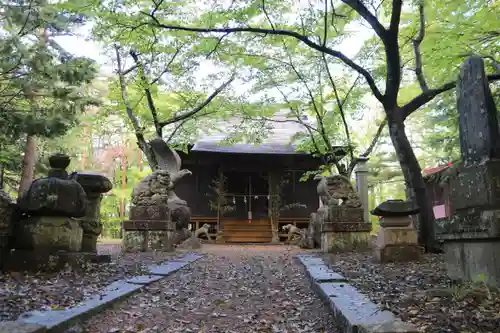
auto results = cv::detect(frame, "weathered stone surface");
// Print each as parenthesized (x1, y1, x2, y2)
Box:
(375, 244, 423, 263)
(315, 174, 362, 208)
(70, 172, 112, 253)
(17, 156, 87, 219)
(448, 161, 500, 212)
(69, 172, 112, 194)
(328, 206, 365, 223)
(456, 55, 500, 165)
(125, 274, 164, 285)
(176, 235, 202, 249)
(378, 216, 412, 228)
(298, 254, 418, 333)
(296, 254, 326, 266)
(174, 252, 203, 263)
(0, 189, 15, 267)
(322, 221, 372, 232)
(371, 200, 420, 217)
(317, 282, 418, 333)
(3, 250, 110, 272)
(129, 204, 170, 221)
(20, 280, 143, 331)
(131, 170, 171, 206)
(13, 216, 83, 252)
(376, 226, 418, 246)
(0, 321, 46, 333)
(438, 56, 500, 286)
(148, 261, 188, 275)
(301, 211, 324, 249)
(321, 231, 371, 253)
(444, 240, 500, 286)
(307, 265, 347, 283)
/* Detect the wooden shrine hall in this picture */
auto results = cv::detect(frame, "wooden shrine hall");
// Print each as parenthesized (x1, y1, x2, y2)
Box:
(175, 141, 327, 243)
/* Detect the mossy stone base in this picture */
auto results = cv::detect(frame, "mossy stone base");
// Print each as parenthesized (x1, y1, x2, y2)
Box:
(321, 231, 371, 252)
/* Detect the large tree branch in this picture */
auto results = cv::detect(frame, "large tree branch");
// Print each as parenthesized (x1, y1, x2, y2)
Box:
(143, 13, 384, 102)
(361, 117, 387, 158)
(412, 1, 428, 92)
(341, 0, 386, 39)
(388, 0, 403, 36)
(322, 54, 359, 163)
(130, 50, 162, 136)
(402, 73, 500, 120)
(157, 73, 235, 128)
(114, 45, 157, 167)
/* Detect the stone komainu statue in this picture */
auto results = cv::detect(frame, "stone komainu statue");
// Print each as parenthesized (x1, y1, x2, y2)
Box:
(131, 169, 171, 206)
(314, 174, 362, 208)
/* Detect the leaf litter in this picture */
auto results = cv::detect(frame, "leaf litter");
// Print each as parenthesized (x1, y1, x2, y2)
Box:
(0, 244, 181, 322)
(75, 245, 338, 333)
(321, 251, 500, 333)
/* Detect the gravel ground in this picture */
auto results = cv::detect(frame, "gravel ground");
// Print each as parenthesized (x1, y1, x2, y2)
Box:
(322, 251, 500, 333)
(75, 245, 337, 333)
(0, 243, 181, 322)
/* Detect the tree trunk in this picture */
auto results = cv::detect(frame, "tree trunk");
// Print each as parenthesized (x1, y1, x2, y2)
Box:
(17, 135, 37, 198)
(387, 118, 438, 252)
(0, 164, 4, 189)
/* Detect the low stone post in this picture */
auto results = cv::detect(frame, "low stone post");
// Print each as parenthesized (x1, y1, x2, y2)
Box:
(354, 157, 370, 223)
(69, 172, 113, 253)
(371, 200, 423, 263)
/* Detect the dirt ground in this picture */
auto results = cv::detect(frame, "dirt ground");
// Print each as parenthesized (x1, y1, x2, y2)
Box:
(74, 245, 337, 333)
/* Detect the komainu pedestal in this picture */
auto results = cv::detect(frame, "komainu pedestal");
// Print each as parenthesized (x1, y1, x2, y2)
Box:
(123, 204, 175, 252)
(321, 207, 372, 252)
(371, 200, 422, 263)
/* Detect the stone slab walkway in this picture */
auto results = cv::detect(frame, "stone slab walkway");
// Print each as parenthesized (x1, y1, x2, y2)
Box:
(75, 245, 337, 333)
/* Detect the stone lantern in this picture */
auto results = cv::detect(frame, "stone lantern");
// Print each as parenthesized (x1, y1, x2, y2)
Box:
(371, 199, 423, 263)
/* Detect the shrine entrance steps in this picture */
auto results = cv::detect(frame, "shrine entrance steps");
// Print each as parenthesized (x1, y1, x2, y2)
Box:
(221, 219, 273, 243)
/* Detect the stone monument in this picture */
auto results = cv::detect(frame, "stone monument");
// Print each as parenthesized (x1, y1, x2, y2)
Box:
(435, 56, 500, 286)
(6, 154, 110, 271)
(371, 200, 422, 263)
(123, 138, 192, 251)
(69, 172, 113, 252)
(315, 174, 372, 252)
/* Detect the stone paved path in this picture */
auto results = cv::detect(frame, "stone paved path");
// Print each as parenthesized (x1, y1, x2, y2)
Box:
(79, 245, 337, 333)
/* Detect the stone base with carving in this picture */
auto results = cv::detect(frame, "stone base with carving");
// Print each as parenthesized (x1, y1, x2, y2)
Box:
(320, 207, 372, 252)
(122, 220, 175, 253)
(321, 230, 371, 252)
(13, 216, 83, 252)
(4, 249, 110, 272)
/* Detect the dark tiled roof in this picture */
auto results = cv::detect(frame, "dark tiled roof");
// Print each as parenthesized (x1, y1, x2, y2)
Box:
(191, 141, 306, 155)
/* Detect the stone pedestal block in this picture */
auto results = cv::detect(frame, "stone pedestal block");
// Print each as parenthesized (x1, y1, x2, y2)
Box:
(3, 250, 110, 272)
(320, 207, 372, 252)
(320, 230, 371, 252)
(443, 240, 500, 286)
(14, 216, 83, 252)
(374, 225, 422, 263)
(375, 244, 423, 263)
(122, 220, 175, 253)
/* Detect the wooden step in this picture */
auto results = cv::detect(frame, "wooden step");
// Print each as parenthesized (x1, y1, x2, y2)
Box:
(225, 236, 273, 243)
(222, 224, 271, 231)
(221, 219, 270, 226)
(223, 230, 273, 236)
